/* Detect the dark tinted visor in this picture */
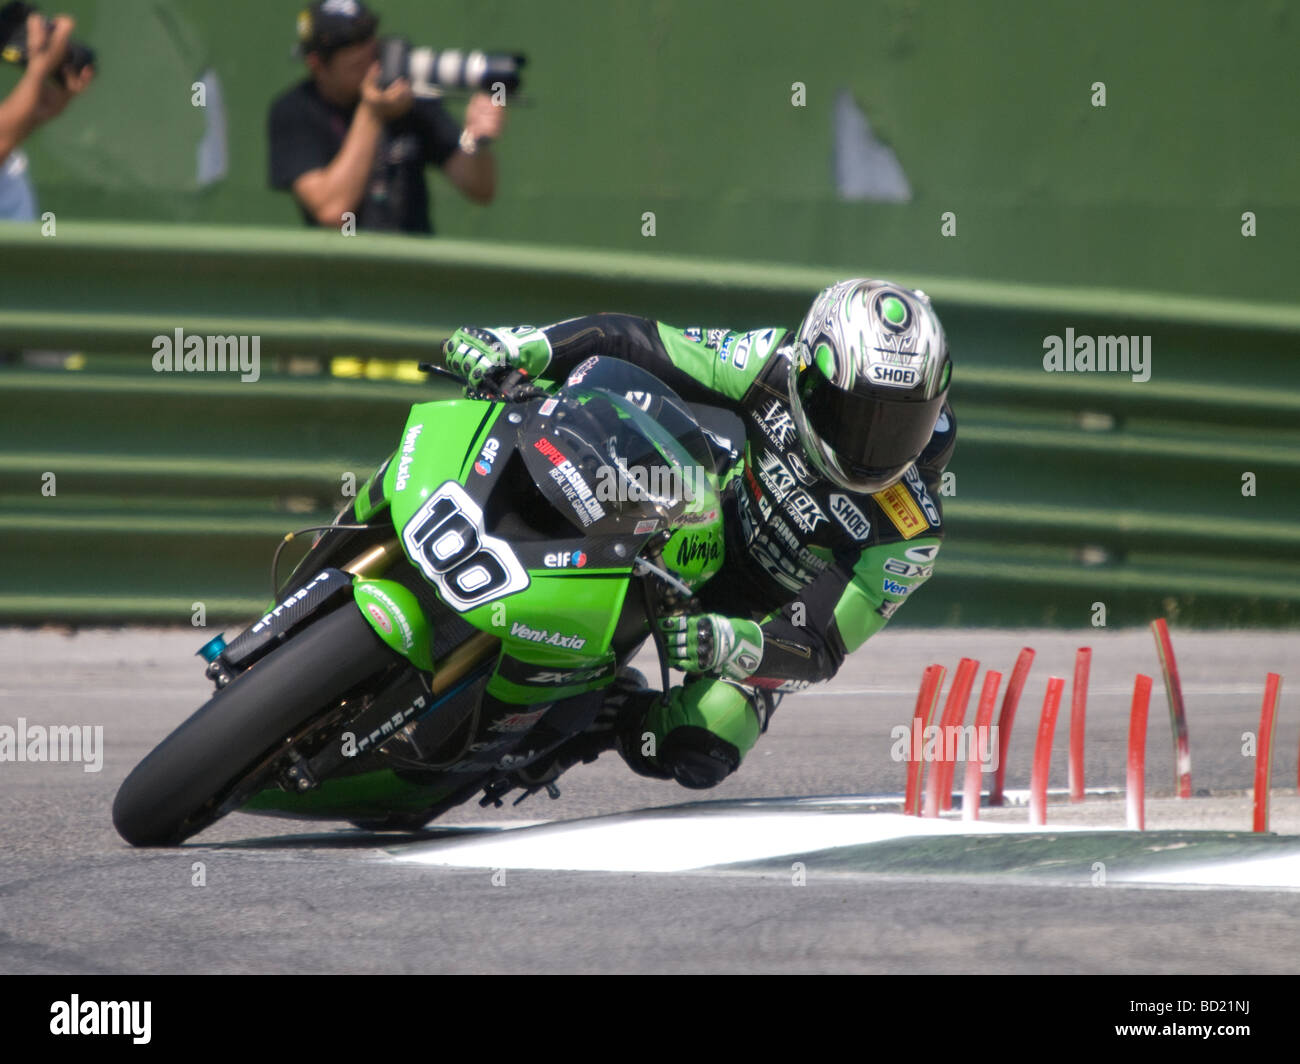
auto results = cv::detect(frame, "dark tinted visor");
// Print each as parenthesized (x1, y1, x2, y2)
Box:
(799, 370, 945, 489)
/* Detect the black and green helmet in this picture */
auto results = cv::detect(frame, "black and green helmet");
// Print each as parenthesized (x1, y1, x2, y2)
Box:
(786, 279, 951, 493)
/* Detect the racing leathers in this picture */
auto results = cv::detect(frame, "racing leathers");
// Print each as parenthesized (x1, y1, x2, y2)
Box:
(450, 313, 956, 790)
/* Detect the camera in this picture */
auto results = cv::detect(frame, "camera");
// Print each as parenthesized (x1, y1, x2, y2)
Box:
(378, 37, 525, 97)
(0, 2, 95, 85)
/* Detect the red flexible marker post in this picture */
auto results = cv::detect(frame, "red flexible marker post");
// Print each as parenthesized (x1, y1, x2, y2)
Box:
(904, 664, 946, 817)
(1127, 674, 1152, 831)
(1253, 673, 1282, 833)
(963, 670, 1003, 821)
(990, 648, 1035, 806)
(1150, 618, 1192, 798)
(1029, 676, 1065, 827)
(937, 657, 979, 813)
(923, 657, 977, 818)
(1069, 647, 1092, 803)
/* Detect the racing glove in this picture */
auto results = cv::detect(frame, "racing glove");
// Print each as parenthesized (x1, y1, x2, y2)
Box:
(657, 612, 764, 682)
(442, 325, 552, 385)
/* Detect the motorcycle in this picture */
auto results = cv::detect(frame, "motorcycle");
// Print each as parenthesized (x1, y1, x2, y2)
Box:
(112, 357, 741, 846)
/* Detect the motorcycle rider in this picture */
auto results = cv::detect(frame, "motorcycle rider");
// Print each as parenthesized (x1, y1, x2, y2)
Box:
(443, 279, 955, 794)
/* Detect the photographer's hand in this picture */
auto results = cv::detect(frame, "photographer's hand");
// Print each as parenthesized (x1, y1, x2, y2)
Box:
(442, 92, 503, 205)
(360, 64, 413, 122)
(23, 14, 74, 83)
(464, 92, 506, 141)
(0, 14, 87, 163)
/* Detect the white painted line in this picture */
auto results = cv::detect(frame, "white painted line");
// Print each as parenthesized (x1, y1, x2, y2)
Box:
(391, 810, 1086, 873)
(1118, 853, 1300, 890)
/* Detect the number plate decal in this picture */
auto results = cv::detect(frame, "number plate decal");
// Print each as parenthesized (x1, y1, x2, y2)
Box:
(402, 481, 530, 611)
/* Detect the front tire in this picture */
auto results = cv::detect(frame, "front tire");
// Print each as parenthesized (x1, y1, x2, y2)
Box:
(113, 605, 396, 846)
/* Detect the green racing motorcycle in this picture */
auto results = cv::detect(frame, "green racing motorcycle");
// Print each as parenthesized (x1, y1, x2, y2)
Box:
(112, 357, 740, 846)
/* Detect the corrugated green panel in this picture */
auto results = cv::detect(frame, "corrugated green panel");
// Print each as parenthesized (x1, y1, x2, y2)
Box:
(2, 227, 1297, 626)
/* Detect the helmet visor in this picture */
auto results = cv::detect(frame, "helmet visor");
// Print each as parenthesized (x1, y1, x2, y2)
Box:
(797, 366, 945, 492)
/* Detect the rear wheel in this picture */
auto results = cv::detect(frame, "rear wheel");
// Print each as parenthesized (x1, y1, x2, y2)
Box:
(113, 605, 396, 846)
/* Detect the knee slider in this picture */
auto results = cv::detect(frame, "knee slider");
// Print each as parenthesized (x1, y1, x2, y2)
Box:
(659, 725, 740, 789)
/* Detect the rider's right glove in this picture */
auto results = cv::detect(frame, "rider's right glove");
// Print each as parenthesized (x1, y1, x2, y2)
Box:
(442, 325, 552, 385)
(658, 612, 764, 682)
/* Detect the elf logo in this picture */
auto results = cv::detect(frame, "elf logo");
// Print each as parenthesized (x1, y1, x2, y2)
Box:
(543, 551, 587, 568)
(474, 437, 501, 475)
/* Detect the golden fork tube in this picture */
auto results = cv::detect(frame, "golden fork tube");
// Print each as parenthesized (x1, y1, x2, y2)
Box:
(344, 539, 501, 686)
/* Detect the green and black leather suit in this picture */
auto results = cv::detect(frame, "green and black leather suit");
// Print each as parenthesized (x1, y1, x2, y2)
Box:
(503, 313, 956, 789)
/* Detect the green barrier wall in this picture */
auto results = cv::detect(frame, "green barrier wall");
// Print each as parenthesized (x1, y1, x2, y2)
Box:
(3, 0, 1297, 302)
(2, 222, 1298, 626)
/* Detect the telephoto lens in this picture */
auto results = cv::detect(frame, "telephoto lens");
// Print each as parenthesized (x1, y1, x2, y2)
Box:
(0, 1, 95, 83)
(378, 36, 525, 97)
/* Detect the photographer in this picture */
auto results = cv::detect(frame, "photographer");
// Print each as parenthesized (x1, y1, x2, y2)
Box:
(268, 0, 505, 235)
(0, 11, 93, 220)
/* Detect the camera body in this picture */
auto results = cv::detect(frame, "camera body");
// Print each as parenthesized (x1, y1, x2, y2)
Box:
(377, 37, 524, 98)
(0, 1, 95, 84)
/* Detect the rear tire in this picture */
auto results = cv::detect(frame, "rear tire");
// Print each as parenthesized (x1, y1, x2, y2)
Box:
(113, 605, 395, 846)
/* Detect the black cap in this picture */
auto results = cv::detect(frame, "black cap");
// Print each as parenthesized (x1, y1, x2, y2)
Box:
(294, 0, 379, 58)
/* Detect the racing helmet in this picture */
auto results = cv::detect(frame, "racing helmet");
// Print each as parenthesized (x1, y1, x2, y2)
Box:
(786, 278, 950, 493)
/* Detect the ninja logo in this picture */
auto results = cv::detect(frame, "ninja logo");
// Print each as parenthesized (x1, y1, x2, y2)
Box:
(674, 533, 722, 567)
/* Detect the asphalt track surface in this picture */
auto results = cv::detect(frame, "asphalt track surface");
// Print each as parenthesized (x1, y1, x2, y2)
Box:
(2, 625, 1298, 974)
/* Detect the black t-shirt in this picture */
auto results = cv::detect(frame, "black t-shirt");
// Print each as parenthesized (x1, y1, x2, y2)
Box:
(267, 79, 462, 234)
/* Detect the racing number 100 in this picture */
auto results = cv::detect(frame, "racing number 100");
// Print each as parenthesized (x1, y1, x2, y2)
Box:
(402, 482, 529, 611)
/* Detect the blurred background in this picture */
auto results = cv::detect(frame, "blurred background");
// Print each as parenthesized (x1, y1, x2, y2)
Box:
(1, 0, 1298, 627)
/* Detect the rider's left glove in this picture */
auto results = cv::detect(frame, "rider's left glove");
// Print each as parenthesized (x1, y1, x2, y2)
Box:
(442, 326, 552, 385)
(658, 612, 764, 682)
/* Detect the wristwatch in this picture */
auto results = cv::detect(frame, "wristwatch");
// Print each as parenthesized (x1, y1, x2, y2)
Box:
(459, 129, 491, 156)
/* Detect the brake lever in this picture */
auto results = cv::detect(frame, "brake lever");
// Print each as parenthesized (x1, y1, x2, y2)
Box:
(417, 362, 464, 384)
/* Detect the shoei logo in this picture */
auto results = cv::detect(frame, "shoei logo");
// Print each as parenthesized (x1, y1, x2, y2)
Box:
(543, 551, 587, 568)
(869, 364, 918, 388)
(829, 493, 871, 541)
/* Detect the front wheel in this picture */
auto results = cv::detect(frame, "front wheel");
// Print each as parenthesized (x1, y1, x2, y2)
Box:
(113, 604, 396, 846)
